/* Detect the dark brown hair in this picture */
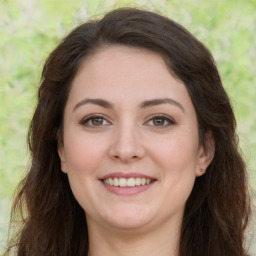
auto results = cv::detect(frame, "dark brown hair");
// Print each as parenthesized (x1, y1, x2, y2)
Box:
(5, 7, 251, 256)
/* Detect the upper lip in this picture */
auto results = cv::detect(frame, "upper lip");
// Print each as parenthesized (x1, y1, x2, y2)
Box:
(99, 172, 156, 180)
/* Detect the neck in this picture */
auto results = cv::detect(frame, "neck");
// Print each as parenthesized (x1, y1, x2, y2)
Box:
(87, 217, 181, 256)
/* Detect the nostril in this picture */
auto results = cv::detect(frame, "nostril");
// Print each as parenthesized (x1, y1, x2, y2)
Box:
(109, 140, 146, 161)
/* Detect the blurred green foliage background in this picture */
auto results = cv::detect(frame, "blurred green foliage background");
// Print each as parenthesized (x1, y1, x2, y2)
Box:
(0, 0, 255, 254)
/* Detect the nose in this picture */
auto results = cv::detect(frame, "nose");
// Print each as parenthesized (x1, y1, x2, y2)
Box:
(108, 123, 146, 162)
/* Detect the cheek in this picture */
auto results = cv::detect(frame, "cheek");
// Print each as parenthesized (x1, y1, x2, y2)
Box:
(63, 133, 108, 211)
(149, 133, 199, 195)
(149, 132, 199, 172)
(63, 131, 108, 175)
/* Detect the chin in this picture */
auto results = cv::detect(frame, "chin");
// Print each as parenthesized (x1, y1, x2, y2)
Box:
(107, 217, 152, 231)
(99, 206, 157, 231)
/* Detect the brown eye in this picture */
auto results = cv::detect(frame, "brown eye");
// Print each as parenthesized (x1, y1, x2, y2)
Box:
(153, 118, 165, 126)
(92, 117, 104, 126)
(145, 115, 175, 128)
(81, 115, 111, 127)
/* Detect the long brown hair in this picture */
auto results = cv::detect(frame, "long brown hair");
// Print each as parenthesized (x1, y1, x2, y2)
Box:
(4, 8, 251, 256)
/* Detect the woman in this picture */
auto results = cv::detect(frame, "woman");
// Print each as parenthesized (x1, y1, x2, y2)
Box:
(5, 7, 251, 256)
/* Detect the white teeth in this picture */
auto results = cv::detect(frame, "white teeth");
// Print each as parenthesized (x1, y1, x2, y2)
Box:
(127, 178, 135, 187)
(119, 178, 127, 187)
(113, 177, 119, 186)
(103, 177, 153, 187)
(135, 178, 141, 186)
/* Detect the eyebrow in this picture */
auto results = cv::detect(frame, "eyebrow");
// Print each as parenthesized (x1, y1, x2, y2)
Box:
(73, 97, 184, 112)
(73, 98, 113, 111)
(140, 98, 185, 112)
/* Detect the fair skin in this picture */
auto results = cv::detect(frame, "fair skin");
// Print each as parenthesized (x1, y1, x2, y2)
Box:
(58, 46, 213, 256)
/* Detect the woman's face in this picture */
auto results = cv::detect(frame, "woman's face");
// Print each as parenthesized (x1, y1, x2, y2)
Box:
(58, 46, 211, 233)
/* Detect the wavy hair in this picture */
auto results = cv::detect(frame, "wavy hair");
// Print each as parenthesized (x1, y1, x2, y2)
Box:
(4, 8, 251, 256)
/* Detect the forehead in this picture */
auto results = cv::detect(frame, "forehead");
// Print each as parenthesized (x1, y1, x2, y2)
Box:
(67, 45, 194, 111)
(76, 45, 170, 81)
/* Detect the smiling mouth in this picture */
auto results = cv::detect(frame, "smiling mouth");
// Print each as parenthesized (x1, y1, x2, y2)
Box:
(102, 177, 155, 187)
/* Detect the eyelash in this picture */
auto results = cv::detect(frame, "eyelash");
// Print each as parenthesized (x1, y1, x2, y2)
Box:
(145, 115, 175, 128)
(80, 114, 111, 127)
(80, 114, 175, 128)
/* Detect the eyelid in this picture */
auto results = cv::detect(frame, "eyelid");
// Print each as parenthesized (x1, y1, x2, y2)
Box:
(80, 114, 112, 127)
(79, 113, 175, 128)
(144, 114, 175, 127)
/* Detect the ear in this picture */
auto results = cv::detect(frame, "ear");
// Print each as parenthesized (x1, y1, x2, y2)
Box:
(58, 144, 68, 174)
(196, 131, 215, 177)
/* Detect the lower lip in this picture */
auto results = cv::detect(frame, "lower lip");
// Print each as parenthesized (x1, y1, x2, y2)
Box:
(101, 181, 156, 195)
